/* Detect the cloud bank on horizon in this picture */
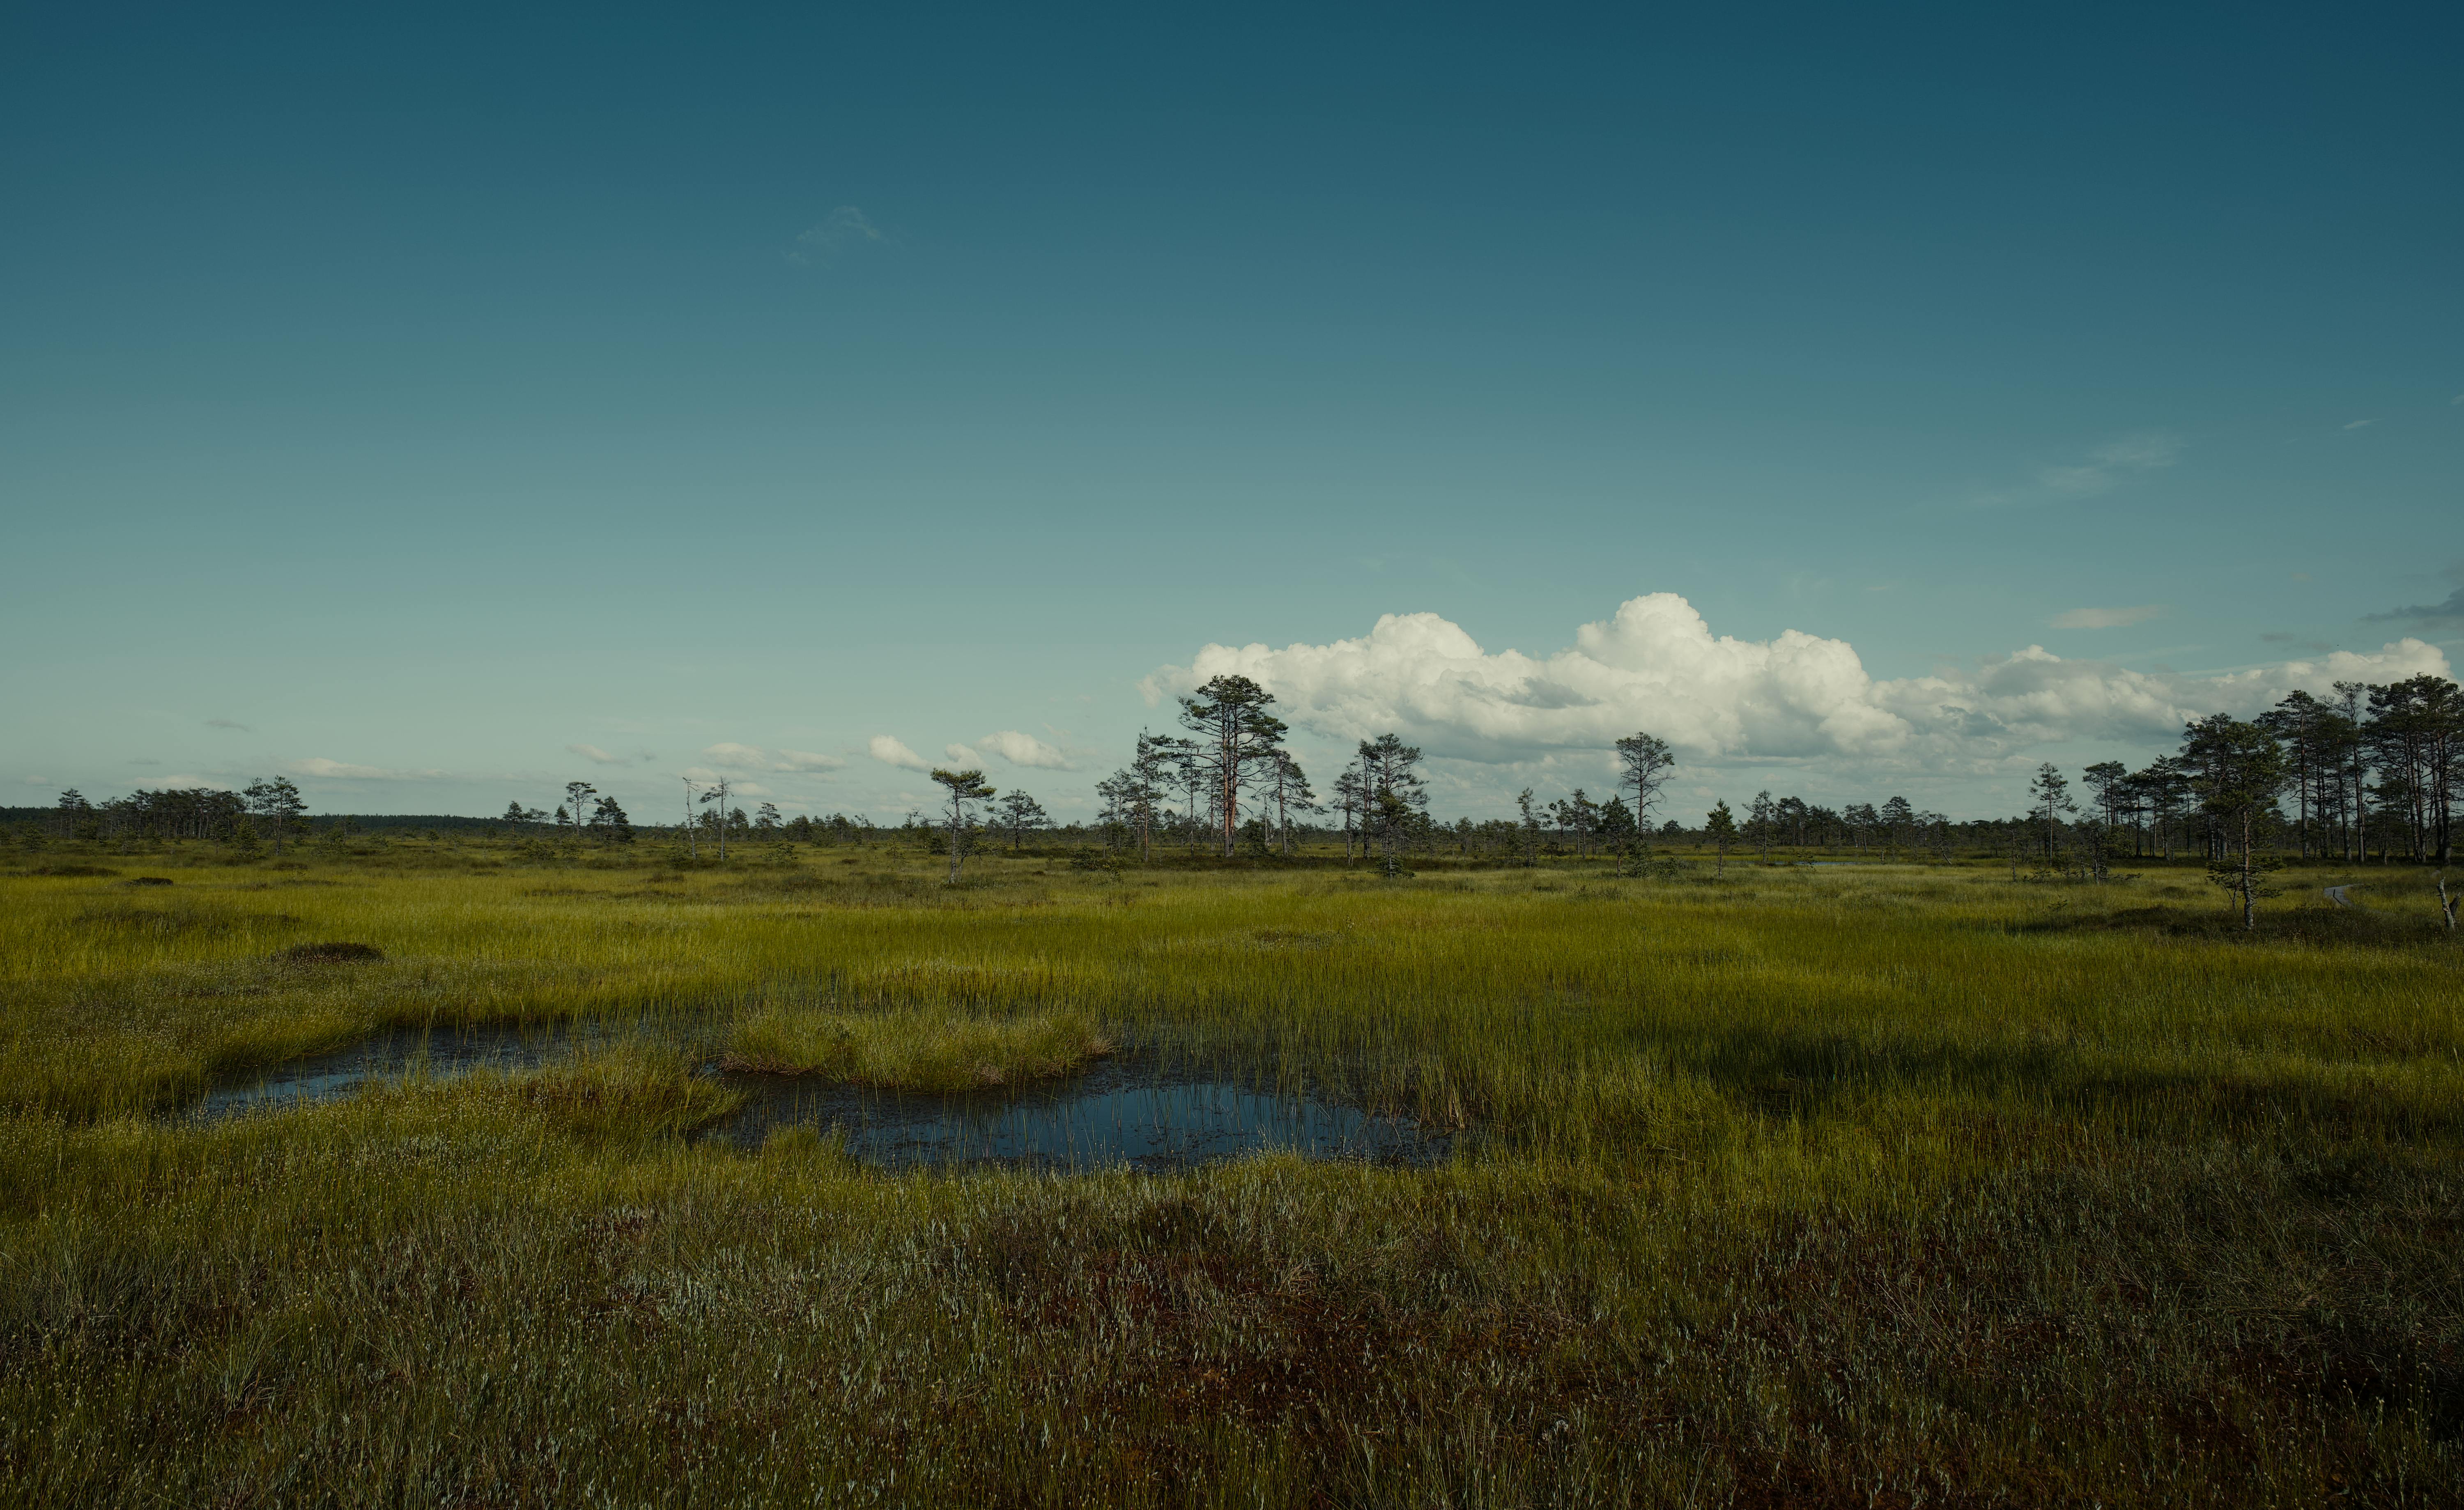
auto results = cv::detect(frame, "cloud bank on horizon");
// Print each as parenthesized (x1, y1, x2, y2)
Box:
(1148, 593, 2449, 775)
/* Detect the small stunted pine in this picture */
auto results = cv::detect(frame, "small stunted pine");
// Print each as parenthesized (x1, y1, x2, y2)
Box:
(930, 768, 996, 883)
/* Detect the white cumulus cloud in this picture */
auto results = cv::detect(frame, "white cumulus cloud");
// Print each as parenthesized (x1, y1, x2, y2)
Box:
(1147, 593, 2450, 775)
(568, 743, 626, 765)
(868, 735, 931, 772)
(971, 729, 1080, 770)
(2050, 605, 2163, 629)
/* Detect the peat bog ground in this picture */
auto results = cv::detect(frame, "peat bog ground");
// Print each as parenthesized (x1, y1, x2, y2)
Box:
(1, 835, 2459, 1505)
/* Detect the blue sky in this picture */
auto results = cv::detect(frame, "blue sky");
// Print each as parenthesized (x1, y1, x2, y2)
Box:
(5, 3, 2458, 823)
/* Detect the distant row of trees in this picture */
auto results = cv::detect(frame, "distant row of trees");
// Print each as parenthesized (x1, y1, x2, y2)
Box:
(2021, 677, 2459, 872)
(1070, 671, 2460, 915)
(42, 778, 308, 851)
(501, 780, 635, 843)
(1077, 678, 1684, 877)
(29, 672, 2457, 908)
(2014, 678, 2458, 926)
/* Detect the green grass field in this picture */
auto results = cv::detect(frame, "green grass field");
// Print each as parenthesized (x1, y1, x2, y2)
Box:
(2, 834, 2459, 1505)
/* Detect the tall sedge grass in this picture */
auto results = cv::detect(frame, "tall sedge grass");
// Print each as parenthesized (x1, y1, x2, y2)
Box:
(0, 837, 2458, 1504)
(723, 1004, 1112, 1088)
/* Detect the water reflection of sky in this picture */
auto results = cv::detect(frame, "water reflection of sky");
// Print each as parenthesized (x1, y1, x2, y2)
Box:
(193, 1024, 579, 1119)
(710, 1057, 1447, 1171)
(191, 1025, 1449, 1172)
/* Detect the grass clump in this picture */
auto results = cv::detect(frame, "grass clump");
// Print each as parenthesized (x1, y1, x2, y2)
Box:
(723, 1004, 1113, 1089)
(497, 1041, 743, 1143)
(279, 940, 384, 963)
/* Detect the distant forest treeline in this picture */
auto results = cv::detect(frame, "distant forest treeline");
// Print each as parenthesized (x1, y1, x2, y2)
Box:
(0, 807, 499, 833)
(14, 671, 2457, 886)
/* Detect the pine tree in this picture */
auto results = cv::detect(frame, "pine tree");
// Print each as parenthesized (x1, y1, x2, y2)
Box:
(1177, 675, 1288, 858)
(1549, 789, 1603, 858)
(1335, 768, 1369, 861)
(53, 788, 95, 841)
(2029, 764, 2075, 863)
(995, 790, 1049, 850)
(1878, 795, 1915, 859)
(563, 783, 596, 846)
(1614, 732, 1676, 832)
(1263, 752, 1315, 857)
(1599, 794, 1639, 872)
(587, 795, 634, 843)
(698, 777, 733, 860)
(1129, 731, 1183, 861)
(241, 777, 306, 855)
(930, 768, 996, 883)
(2180, 713, 2287, 928)
(1704, 800, 1738, 877)
(1357, 735, 1428, 872)
(1748, 790, 1778, 861)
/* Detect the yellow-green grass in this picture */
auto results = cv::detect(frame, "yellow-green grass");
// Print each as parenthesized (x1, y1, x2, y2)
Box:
(0, 835, 2459, 1503)
(723, 1003, 1112, 1088)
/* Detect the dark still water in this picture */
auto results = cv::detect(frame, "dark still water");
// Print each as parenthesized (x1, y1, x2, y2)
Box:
(708, 1055, 1448, 1171)
(193, 1023, 586, 1119)
(192, 1025, 1450, 1172)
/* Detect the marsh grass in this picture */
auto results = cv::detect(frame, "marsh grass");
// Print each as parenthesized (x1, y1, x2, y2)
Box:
(494, 1040, 745, 1144)
(1, 837, 2459, 1503)
(723, 1004, 1113, 1089)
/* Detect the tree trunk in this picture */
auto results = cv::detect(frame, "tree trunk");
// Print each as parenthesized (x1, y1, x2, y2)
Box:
(2239, 808, 2257, 930)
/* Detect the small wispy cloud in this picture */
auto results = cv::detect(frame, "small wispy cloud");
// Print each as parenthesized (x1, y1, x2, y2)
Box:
(787, 206, 885, 267)
(868, 735, 931, 772)
(944, 743, 980, 765)
(2052, 604, 2163, 629)
(2365, 587, 2464, 630)
(703, 742, 845, 774)
(205, 718, 249, 731)
(568, 743, 626, 765)
(2343, 418, 2379, 430)
(285, 757, 445, 780)
(971, 729, 1081, 770)
(2036, 434, 2181, 498)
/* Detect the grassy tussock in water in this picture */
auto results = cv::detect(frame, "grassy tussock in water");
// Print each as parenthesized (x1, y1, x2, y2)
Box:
(0, 836, 2459, 1503)
(495, 1041, 744, 1143)
(722, 1005, 1113, 1089)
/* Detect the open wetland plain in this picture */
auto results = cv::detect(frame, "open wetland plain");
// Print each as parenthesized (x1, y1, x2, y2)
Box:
(3, 839, 2460, 1505)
